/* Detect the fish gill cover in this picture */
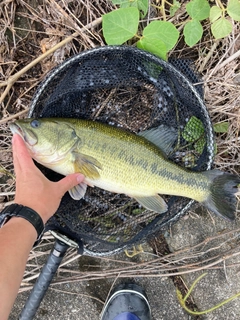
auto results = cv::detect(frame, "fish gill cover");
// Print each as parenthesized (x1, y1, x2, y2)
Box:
(28, 46, 215, 256)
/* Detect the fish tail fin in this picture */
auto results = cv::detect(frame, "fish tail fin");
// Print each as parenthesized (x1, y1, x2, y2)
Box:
(203, 170, 240, 220)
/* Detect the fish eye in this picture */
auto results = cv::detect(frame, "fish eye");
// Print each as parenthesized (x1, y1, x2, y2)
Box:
(30, 119, 40, 128)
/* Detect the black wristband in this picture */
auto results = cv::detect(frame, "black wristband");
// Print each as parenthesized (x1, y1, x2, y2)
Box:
(0, 203, 44, 247)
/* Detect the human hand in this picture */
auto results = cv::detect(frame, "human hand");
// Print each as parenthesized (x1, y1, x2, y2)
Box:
(12, 134, 85, 223)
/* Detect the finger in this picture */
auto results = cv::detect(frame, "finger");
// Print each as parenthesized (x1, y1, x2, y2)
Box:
(12, 135, 21, 174)
(12, 134, 35, 172)
(57, 173, 85, 196)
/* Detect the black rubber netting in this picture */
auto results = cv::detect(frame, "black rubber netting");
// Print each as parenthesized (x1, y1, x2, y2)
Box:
(28, 46, 215, 256)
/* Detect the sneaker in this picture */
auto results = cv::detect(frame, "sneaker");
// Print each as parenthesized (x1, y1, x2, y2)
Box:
(100, 283, 151, 320)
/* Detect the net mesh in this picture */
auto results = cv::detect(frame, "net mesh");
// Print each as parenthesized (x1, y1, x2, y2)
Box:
(29, 46, 215, 256)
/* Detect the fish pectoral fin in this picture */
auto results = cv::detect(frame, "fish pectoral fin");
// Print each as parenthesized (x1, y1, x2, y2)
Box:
(69, 182, 87, 200)
(138, 125, 177, 156)
(72, 151, 102, 179)
(133, 194, 168, 214)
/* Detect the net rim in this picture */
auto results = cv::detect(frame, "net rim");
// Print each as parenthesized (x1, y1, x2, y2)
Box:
(28, 45, 215, 256)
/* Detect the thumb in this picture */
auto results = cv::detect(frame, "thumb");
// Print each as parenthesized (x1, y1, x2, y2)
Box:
(57, 173, 85, 195)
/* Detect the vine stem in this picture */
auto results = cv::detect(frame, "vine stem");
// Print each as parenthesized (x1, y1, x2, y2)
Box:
(215, 0, 225, 12)
(151, 0, 167, 21)
(177, 273, 240, 315)
(161, 0, 167, 21)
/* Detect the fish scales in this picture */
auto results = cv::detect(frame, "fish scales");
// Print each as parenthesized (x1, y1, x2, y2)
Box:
(10, 118, 240, 220)
(40, 119, 210, 201)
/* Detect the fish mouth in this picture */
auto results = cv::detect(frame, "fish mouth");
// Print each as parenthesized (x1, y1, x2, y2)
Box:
(9, 122, 38, 146)
(9, 122, 24, 138)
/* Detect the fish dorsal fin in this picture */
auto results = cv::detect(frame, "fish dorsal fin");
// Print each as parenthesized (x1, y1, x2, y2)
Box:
(69, 182, 87, 200)
(72, 151, 102, 179)
(133, 194, 168, 214)
(138, 125, 177, 156)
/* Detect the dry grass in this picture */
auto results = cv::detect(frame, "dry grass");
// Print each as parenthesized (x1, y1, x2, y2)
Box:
(202, 23, 240, 175)
(0, 0, 240, 292)
(19, 227, 240, 293)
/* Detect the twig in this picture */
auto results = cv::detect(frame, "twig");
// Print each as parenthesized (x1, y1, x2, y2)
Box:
(0, 192, 15, 196)
(21, 249, 240, 284)
(0, 17, 102, 104)
(206, 33, 240, 80)
(198, 40, 220, 73)
(216, 49, 240, 70)
(104, 273, 121, 304)
(0, 109, 29, 125)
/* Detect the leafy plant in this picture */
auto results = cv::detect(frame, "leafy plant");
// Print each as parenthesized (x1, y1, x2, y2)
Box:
(137, 20, 179, 60)
(182, 116, 206, 154)
(102, 5, 179, 59)
(102, 7, 139, 45)
(210, 0, 240, 39)
(213, 121, 229, 133)
(184, 0, 211, 46)
(102, 0, 240, 59)
(182, 116, 229, 154)
(111, 0, 149, 18)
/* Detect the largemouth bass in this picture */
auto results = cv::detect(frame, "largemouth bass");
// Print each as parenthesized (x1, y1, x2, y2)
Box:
(10, 118, 240, 220)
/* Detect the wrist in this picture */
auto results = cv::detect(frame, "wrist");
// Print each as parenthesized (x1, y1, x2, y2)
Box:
(14, 199, 50, 224)
(0, 204, 45, 246)
(6, 216, 38, 239)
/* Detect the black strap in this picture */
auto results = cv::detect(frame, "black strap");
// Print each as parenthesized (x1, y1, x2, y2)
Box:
(0, 204, 44, 246)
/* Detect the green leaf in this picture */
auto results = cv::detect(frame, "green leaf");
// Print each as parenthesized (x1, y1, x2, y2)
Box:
(112, 0, 148, 18)
(194, 136, 206, 154)
(140, 21, 179, 52)
(183, 116, 207, 154)
(186, 0, 210, 21)
(102, 7, 139, 45)
(170, 0, 181, 17)
(137, 20, 179, 59)
(137, 38, 167, 60)
(227, 0, 240, 21)
(183, 19, 203, 47)
(211, 17, 233, 39)
(132, 208, 145, 215)
(213, 122, 229, 133)
(209, 6, 222, 23)
(182, 116, 204, 142)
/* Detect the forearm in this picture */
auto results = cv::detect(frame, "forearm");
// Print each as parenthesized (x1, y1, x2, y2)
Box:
(0, 135, 85, 319)
(0, 217, 37, 320)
